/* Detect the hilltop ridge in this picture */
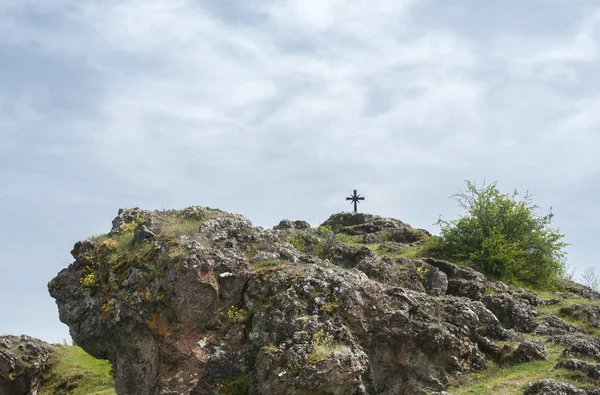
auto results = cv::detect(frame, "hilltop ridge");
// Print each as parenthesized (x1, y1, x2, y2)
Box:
(39, 207, 600, 394)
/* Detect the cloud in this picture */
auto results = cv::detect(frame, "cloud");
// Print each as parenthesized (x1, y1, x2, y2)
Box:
(3, 0, 600, 342)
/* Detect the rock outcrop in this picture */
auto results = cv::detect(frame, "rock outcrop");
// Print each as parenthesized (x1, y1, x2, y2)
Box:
(0, 335, 53, 395)
(555, 359, 600, 381)
(509, 340, 547, 363)
(46, 208, 600, 394)
(524, 379, 600, 395)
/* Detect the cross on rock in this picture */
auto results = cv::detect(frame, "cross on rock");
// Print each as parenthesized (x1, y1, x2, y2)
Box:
(346, 189, 365, 213)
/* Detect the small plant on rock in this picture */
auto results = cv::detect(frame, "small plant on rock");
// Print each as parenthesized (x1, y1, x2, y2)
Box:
(307, 329, 348, 364)
(219, 305, 247, 328)
(80, 271, 96, 288)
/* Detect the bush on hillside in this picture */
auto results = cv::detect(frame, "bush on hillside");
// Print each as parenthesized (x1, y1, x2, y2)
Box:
(436, 181, 567, 287)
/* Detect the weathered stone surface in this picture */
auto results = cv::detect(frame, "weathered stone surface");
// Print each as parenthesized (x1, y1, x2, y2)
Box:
(535, 314, 584, 336)
(422, 258, 486, 283)
(523, 379, 600, 395)
(468, 301, 511, 340)
(482, 293, 539, 333)
(562, 339, 600, 360)
(0, 335, 53, 395)
(422, 265, 448, 296)
(510, 340, 547, 363)
(353, 249, 426, 293)
(447, 278, 487, 300)
(320, 213, 428, 247)
(555, 359, 600, 380)
(273, 219, 311, 231)
(49, 208, 494, 395)
(559, 304, 600, 328)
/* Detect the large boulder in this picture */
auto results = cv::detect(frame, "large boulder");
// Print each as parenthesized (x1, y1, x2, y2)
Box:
(421, 265, 448, 296)
(0, 335, 53, 395)
(482, 293, 539, 333)
(49, 208, 492, 395)
(509, 340, 547, 363)
(423, 259, 488, 300)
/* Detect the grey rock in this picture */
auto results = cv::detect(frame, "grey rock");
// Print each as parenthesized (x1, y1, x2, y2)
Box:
(447, 278, 487, 300)
(134, 224, 156, 243)
(273, 219, 311, 231)
(422, 265, 448, 296)
(534, 314, 584, 336)
(559, 304, 600, 328)
(555, 359, 600, 380)
(523, 379, 600, 395)
(510, 340, 547, 363)
(422, 258, 486, 282)
(482, 293, 539, 333)
(362, 233, 376, 244)
(563, 339, 600, 360)
(468, 301, 510, 339)
(321, 213, 426, 242)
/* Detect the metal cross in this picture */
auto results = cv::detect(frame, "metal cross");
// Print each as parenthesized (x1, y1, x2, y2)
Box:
(346, 189, 365, 213)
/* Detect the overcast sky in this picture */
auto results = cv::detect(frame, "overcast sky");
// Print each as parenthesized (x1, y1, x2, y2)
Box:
(2, 0, 600, 343)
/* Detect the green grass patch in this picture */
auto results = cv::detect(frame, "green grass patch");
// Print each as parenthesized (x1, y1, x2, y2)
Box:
(450, 343, 560, 395)
(221, 372, 251, 395)
(531, 289, 560, 301)
(158, 216, 204, 240)
(307, 344, 349, 364)
(249, 259, 284, 274)
(39, 346, 115, 395)
(335, 233, 364, 249)
(450, 342, 598, 394)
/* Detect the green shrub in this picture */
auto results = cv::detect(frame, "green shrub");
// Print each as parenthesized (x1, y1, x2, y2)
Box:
(436, 181, 567, 287)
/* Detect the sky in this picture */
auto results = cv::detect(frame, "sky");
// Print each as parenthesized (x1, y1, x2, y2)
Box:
(1, 0, 600, 343)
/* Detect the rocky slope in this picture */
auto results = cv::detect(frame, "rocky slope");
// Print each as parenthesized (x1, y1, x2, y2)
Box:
(47, 207, 600, 394)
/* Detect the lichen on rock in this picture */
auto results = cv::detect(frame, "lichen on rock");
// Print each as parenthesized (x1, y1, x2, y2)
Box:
(46, 207, 600, 394)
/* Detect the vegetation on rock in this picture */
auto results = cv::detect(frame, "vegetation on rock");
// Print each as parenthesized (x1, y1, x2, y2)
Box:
(44, 204, 600, 395)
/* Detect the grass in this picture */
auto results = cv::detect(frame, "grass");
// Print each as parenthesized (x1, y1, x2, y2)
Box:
(221, 373, 251, 395)
(251, 259, 280, 268)
(319, 300, 340, 313)
(307, 344, 350, 364)
(158, 216, 204, 240)
(335, 233, 364, 249)
(39, 346, 115, 395)
(449, 343, 591, 395)
(250, 259, 283, 274)
(447, 290, 600, 394)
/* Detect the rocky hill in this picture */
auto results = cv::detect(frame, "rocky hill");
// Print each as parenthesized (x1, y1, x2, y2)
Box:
(39, 207, 600, 394)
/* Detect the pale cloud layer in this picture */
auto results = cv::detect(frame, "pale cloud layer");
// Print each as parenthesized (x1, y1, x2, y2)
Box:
(1, 0, 600, 342)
